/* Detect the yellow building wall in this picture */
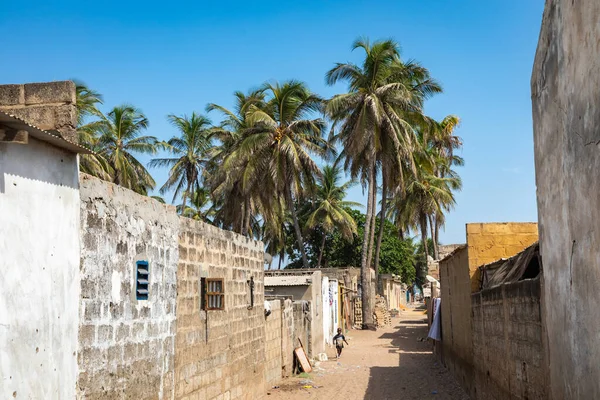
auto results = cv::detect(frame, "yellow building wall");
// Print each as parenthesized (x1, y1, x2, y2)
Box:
(466, 222, 538, 292)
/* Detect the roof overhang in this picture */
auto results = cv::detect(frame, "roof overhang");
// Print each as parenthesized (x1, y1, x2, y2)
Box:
(0, 111, 91, 154)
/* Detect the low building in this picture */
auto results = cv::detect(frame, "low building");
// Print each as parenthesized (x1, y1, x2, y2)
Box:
(439, 222, 539, 398)
(379, 274, 408, 311)
(264, 271, 324, 357)
(0, 82, 90, 399)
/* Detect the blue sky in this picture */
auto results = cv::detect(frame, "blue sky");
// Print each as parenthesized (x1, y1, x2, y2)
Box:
(1, 0, 544, 244)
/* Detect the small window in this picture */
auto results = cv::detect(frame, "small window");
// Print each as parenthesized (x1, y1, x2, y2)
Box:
(136, 261, 149, 300)
(201, 278, 224, 310)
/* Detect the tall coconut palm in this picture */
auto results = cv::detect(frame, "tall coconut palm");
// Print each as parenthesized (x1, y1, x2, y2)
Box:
(326, 38, 441, 325)
(96, 105, 160, 193)
(430, 115, 463, 252)
(74, 80, 103, 126)
(226, 80, 327, 268)
(206, 89, 267, 236)
(150, 113, 213, 211)
(74, 81, 113, 179)
(305, 164, 360, 267)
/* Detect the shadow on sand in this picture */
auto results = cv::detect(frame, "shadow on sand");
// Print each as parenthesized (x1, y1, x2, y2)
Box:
(363, 317, 466, 400)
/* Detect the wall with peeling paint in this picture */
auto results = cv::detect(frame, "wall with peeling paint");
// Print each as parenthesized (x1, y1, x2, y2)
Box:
(77, 174, 179, 399)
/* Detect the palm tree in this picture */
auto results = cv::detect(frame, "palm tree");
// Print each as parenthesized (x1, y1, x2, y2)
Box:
(74, 81, 113, 179)
(326, 38, 441, 325)
(96, 105, 160, 194)
(177, 188, 213, 222)
(150, 113, 213, 211)
(225, 80, 327, 268)
(206, 90, 267, 236)
(430, 115, 463, 252)
(305, 164, 360, 267)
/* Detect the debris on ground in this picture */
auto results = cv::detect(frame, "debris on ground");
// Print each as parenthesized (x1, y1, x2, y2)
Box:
(373, 295, 392, 327)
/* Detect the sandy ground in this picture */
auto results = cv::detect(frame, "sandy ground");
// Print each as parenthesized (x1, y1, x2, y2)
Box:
(266, 307, 468, 400)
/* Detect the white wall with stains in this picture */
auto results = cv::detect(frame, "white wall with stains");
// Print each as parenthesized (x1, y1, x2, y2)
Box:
(0, 138, 80, 399)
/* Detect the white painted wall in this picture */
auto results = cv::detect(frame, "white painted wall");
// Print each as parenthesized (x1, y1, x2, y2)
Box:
(0, 138, 80, 399)
(322, 276, 330, 346)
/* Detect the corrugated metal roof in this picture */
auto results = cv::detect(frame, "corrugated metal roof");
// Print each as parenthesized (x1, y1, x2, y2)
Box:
(264, 275, 313, 287)
(0, 111, 91, 154)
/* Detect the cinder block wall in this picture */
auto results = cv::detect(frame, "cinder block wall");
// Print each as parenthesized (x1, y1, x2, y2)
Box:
(78, 174, 178, 399)
(471, 279, 547, 399)
(439, 222, 539, 398)
(265, 301, 283, 387)
(439, 246, 474, 397)
(175, 218, 266, 400)
(0, 81, 77, 142)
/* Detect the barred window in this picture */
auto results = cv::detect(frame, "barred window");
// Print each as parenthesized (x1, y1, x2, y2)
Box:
(202, 278, 224, 310)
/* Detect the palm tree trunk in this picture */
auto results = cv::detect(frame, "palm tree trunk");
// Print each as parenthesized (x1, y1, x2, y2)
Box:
(366, 168, 377, 314)
(181, 182, 191, 217)
(435, 219, 440, 250)
(398, 228, 405, 241)
(278, 252, 283, 270)
(366, 164, 377, 269)
(373, 173, 387, 295)
(420, 213, 429, 267)
(428, 214, 438, 259)
(287, 187, 309, 269)
(240, 200, 247, 235)
(242, 198, 251, 237)
(317, 233, 327, 268)
(360, 160, 375, 328)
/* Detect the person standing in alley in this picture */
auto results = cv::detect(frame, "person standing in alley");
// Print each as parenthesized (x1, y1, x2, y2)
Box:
(333, 328, 349, 359)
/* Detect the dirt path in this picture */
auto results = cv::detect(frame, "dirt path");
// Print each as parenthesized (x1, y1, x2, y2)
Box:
(267, 307, 468, 400)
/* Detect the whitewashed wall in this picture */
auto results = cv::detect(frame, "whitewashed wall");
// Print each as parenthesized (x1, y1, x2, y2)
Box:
(0, 138, 80, 399)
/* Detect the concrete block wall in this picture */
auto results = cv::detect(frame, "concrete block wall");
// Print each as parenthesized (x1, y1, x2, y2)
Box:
(175, 218, 266, 400)
(0, 81, 78, 142)
(439, 222, 539, 398)
(471, 279, 547, 399)
(265, 301, 282, 387)
(439, 246, 474, 397)
(78, 174, 178, 399)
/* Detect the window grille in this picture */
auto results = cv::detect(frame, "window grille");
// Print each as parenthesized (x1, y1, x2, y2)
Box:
(136, 261, 149, 300)
(201, 278, 224, 310)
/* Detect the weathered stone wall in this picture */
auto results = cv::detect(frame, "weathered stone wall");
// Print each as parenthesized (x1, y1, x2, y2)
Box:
(292, 302, 311, 360)
(309, 271, 324, 356)
(78, 174, 178, 399)
(532, 1, 600, 398)
(471, 278, 547, 399)
(175, 218, 265, 400)
(466, 223, 538, 292)
(439, 246, 474, 397)
(0, 137, 80, 399)
(0, 81, 78, 142)
(265, 301, 282, 388)
(281, 300, 294, 378)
